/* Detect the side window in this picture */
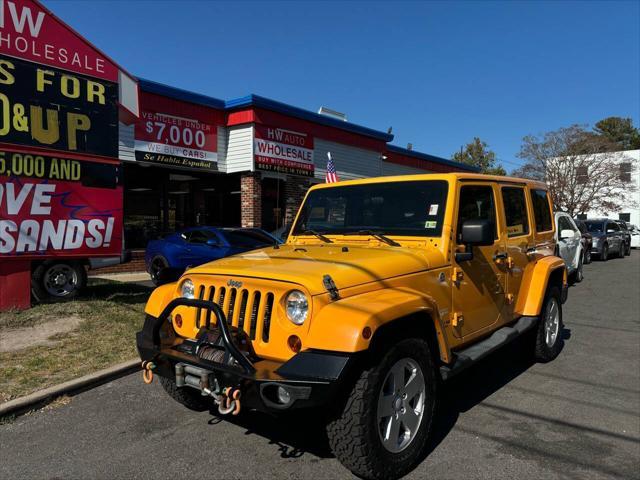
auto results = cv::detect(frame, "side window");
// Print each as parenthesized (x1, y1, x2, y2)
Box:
(557, 216, 572, 232)
(607, 222, 619, 232)
(530, 189, 552, 232)
(457, 185, 497, 244)
(188, 230, 216, 244)
(502, 187, 529, 237)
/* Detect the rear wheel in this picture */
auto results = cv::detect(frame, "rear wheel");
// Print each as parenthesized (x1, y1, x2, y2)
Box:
(533, 287, 564, 362)
(326, 339, 436, 480)
(159, 376, 212, 411)
(31, 261, 87, 303)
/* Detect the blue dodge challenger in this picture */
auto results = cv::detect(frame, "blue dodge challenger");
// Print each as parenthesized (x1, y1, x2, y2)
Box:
(145, 227, 281, 285)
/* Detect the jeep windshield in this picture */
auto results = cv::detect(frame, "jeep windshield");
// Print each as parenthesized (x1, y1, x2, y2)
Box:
(292, 180, 448, 238)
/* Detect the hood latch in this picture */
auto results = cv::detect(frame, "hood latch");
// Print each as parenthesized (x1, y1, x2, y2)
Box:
(323, 274, 340, 301)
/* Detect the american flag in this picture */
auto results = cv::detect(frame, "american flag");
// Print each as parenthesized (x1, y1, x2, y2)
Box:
(325, 152, 339, 183)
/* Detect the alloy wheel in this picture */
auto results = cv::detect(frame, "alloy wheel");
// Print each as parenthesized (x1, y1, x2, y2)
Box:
(377, 358, 426, 453)
(544, 297, 560, 347)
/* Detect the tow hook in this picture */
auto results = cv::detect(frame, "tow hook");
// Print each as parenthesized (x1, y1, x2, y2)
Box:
(141, 361, 156, 384)
(209, 386, 242, 416)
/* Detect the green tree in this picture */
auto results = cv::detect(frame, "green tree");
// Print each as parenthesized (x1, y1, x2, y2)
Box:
(452, 137, 506, 175)
(593, 116, 640, 151)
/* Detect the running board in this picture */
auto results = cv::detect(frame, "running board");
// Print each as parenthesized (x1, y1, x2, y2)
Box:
(440, 316, 538, 381)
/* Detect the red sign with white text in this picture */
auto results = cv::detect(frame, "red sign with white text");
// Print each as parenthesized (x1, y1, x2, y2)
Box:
(134, 91, 223, 171)
(254, 124, 314, 177)
(0, 0, 118, 81)
(0, 149, 122, 258)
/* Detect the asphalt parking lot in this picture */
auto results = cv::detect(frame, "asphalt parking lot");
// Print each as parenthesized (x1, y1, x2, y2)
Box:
(1, 252, 639, 480)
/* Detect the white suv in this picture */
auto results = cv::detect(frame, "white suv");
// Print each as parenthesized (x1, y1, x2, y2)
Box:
(555, 212, 584, 283)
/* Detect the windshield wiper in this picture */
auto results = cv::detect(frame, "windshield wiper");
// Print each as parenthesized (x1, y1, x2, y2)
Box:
(343, 230, 401, 246)
(301, 229, 333, 243)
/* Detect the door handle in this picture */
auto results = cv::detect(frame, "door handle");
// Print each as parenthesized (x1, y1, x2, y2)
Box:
(493, 252, 508, 262)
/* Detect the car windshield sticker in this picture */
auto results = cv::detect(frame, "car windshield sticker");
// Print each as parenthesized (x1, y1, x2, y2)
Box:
(424, 220, 437, 229)
(428, 204, 439, 216)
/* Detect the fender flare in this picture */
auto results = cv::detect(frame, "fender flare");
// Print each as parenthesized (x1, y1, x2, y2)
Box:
(145, 282, 178, 317)
(515, 256, 567, 317)
(305, 288, 452, 363)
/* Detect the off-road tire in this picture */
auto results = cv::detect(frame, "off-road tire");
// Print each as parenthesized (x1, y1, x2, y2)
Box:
(159, 376, 212, 411)
(534, 286, 564, 363)
(31, 261, 87, 303)
(326, 339, 437, 480)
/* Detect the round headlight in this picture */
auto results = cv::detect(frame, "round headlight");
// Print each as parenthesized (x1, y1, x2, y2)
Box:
(285, 290, 308, 325)
(180, 279, 195, 299)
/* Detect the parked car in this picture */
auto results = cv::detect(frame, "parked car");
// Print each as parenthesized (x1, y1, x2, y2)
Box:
(630, 224, 640, 249)
(613, 220, 632, 256)
(573, 218, 593, 264)
(145, 227, 281, 285)
(554, 212, 584, 283)
(137, 173, 568, 480)
(584, 218, 625, 261)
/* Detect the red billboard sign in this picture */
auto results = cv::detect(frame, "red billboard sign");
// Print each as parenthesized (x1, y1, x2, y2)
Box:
(134, 91, 222, 171)
(0, 0, 118, 81)
(0, 148, 122, 257)
(254, 124, 314, 177)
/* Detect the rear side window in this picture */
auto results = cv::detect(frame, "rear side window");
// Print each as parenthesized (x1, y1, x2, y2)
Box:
(502, 187, 530, 237)
(457, 185, 497, 243)
(530, 189, 552, 232)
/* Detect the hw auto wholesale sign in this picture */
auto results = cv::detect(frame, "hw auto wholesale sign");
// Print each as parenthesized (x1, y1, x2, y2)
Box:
(0, 149, 123, 257)
(134, 91, 222, 171)
(0, 0, 123, 259)
(254, 124, 314, 177)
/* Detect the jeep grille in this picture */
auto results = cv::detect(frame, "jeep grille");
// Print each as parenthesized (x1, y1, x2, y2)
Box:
(195, 284, 274, 343)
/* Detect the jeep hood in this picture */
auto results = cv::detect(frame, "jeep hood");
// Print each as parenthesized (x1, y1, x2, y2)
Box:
(186, 244, 445, 295)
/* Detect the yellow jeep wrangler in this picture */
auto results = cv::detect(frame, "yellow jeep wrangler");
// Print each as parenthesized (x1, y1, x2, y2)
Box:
(137, 173, 567, 479)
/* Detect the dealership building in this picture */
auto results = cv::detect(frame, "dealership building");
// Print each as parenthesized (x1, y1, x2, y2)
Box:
(1, 0, 477, 304)
(117, 79, 477, 263)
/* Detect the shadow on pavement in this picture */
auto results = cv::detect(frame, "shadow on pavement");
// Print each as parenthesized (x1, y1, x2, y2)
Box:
(202, 328, 571, 463)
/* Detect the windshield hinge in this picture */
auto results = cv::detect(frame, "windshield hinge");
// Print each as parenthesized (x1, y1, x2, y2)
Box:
(323, 274, 340, 301)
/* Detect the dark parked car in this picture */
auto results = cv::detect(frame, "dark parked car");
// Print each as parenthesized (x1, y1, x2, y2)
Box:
(613, 220, 632, 256)
(145, 227, 281, 285)
(573, 219, 593, 264)
(584, 218, 625, 261)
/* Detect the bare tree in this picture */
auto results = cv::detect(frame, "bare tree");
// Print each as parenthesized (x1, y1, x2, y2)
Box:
(513, 125, 637, 216)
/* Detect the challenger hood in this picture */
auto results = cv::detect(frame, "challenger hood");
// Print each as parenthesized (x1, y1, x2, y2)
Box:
(187, 244, 446, 295)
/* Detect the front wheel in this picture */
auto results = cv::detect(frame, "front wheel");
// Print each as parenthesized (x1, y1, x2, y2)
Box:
(326, 339, 436, 480)
(570, 257, 584, 284)
(584, 248, 592, 264)
(625, 243, 631, 256)
(600, 243, 609, 261)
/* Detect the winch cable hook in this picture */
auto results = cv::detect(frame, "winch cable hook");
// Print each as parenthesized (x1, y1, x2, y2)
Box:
(141, 361, 156, 384)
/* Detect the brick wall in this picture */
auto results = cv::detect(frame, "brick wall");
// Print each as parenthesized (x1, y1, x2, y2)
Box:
(284, 175, 310, 226)
(89, 250, 146, 274)
(241, 172, 262, 227)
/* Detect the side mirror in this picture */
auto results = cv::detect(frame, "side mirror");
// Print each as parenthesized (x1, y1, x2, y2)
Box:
(606, 229, 615, 234)
(560, 229, 575, 240)
(455, 219, 493, 262)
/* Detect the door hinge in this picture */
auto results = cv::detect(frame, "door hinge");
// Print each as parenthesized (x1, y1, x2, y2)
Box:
(451, 312, 464, 328)
(506, 293, 515, 304)
(451, 267, 463, 283)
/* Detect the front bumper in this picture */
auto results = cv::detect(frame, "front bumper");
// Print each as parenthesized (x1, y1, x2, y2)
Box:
(136, 298, 357, 412)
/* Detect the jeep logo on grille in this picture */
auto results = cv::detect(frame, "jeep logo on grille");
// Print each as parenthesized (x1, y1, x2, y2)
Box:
(227, 279, 243, 288)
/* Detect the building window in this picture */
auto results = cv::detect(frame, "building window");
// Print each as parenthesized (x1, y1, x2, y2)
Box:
(575, 166, 588, 185)
(619, 213, 631, 222)
(619, 163, 632, 183)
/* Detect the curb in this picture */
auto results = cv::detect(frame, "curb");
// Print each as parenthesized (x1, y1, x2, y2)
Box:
(0, 359, 141, 418)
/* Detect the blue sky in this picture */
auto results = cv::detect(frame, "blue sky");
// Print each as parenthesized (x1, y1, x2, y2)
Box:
(44, 0, 639, 171)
